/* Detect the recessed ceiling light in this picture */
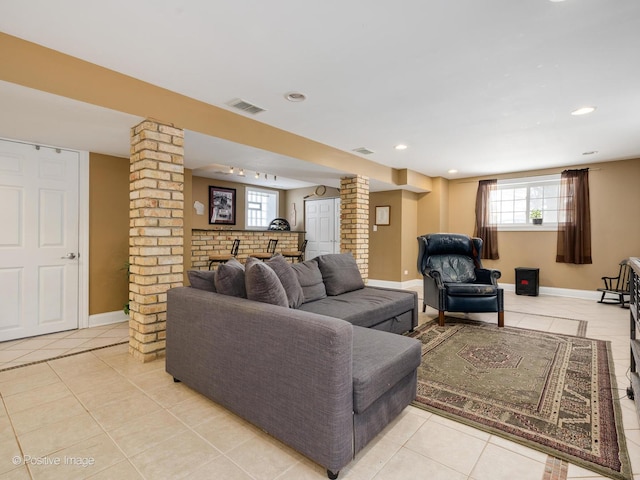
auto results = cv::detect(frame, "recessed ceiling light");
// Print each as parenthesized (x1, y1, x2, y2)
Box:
(448, 169, 458, 174)
(571, 106, 596, 116)
(285, 92, 306, 102)
(395, 144, 408, 150)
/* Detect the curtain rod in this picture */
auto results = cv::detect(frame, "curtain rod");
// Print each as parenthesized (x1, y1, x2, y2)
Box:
(455, 167, 602, 184)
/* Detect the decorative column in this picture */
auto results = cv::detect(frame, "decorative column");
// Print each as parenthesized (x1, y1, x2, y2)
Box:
(340, 175, 369, 281)
(129, 119, 184, 362)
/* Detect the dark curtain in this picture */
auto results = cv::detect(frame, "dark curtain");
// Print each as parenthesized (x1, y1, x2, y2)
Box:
(556, 168, 592, 264)
(474, 179, 499, 260)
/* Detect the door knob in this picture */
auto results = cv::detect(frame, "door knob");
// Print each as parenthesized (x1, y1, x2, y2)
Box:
(61, 253, 77, 259)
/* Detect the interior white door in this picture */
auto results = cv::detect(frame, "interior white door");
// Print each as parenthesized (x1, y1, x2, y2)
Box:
(305, 198, 340, 259)
(0, 139, 80, 341)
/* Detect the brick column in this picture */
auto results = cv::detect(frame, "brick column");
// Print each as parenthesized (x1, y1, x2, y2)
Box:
(129, 120, 184, 362)
(340, 175, 369, 281)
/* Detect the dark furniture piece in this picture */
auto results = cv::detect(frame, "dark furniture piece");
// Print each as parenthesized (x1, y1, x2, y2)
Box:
(417, 233, 504, 327)
(628, 258, 640, 422)
(282, 239, 307, 263)
(598, 258, 631, 307)
(251, 238, 278, 260)
(268, 217, 291, 230)
(208, 238, 240, 270)
(515, 267, 539, 296)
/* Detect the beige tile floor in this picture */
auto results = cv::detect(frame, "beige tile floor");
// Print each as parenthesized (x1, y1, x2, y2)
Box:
(0, 323, 129, 371)
(0, 292, 638, 480)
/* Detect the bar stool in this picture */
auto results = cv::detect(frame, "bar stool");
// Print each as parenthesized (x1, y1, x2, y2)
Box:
(251, 239, 278, 261)
(208, 238, 240, 270)
(282, 239, 307, 263)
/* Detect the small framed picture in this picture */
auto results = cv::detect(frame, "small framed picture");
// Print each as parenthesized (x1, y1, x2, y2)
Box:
(375, 206, 390, 226)
(209, 186, 236, 224)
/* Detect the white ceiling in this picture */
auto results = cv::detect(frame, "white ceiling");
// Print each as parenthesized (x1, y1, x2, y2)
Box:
(1, 0, 639, 190)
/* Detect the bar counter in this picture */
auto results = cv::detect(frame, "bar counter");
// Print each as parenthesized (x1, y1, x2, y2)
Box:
(191, 229, 305, 269)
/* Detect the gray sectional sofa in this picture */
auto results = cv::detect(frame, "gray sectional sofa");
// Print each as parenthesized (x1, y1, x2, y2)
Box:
(166, 253, 421, 479)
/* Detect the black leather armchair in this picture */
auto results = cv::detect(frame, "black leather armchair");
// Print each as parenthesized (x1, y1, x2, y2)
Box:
(417, 233, 504, 327)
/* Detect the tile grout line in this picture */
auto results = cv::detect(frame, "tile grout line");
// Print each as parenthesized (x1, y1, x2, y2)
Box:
(77, 348, 235, 479)
(1, 386, 34, 479)
(543, 456, 569, 480)
(0, 341, 129, 373)
(56, 349, 150, 480)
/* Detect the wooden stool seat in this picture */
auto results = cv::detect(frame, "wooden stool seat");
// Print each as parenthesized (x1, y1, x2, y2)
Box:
(250, 238, 278, 261)
(251, 252, 274, 260)
(208, 238, 240, 270)
(282, 239, 307, 263)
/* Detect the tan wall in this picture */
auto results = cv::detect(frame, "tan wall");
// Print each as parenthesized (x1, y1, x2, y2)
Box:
(417, 177, 450, 237)
(447, 158, 640, 290)
(400, 190, 420, 281)
(285, 185, 340, 236)
(370, 191, 402, 280)
(190, 175, 288, 230)
(89, 153, 129, 315)
(369, 190, 421, 282)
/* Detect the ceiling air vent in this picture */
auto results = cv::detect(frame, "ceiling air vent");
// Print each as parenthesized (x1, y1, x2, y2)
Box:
(352, 147, 375, 155)
(226, 98, 266, 115)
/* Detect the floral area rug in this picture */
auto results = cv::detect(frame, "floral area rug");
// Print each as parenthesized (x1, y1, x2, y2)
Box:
(408, 320, 632, 480)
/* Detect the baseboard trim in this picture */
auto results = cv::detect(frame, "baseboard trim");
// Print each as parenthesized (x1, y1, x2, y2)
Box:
(501, 283, 602, 301)
(368, 279, 602, 301)
(88, 310, 129, 328)
(367, 278, 422, 290)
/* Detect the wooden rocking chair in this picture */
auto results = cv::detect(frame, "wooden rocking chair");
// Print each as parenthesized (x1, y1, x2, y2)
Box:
(597, 258, 631, 308)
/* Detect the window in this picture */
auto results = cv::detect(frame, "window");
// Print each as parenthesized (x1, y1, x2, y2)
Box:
(246, 187, 278, 229)
(491, 175, 560, 230)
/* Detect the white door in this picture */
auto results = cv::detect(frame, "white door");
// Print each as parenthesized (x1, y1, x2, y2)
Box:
(305, 198, 340, 260)
(0, 139, 80, 341)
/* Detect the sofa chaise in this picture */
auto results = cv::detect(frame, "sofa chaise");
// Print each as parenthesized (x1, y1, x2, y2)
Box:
(166, 253, 421, 479)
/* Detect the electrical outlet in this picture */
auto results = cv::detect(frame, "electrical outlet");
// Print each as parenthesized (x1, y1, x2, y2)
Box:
(403, 270, 409, 275)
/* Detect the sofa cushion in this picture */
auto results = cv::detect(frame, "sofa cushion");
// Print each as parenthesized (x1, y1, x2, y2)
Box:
(291, 259, 327, 304)
(265, 254, 304, 308)
(187, 269, 217, 292)
(427, 254, 476, 283)
(245, 257, 289, 307)
(214, 257, 246, 298)
(351, 326, 421, 413)
(298, 287, 415, 329)
(316, 253, 365, 296)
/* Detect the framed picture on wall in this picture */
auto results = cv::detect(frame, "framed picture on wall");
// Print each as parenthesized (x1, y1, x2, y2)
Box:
(375, 205, 390, 226)
(209, 186, 236, 224)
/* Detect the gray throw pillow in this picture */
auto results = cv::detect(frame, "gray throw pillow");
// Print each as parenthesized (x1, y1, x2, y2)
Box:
(265, 254, 304, 308)
(187, 269, 217, 292)
(317, 253, 365, 295)
(245, 257, 288, 307)
(214, 257, 246, 298)
(291, 259, 327, 303)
